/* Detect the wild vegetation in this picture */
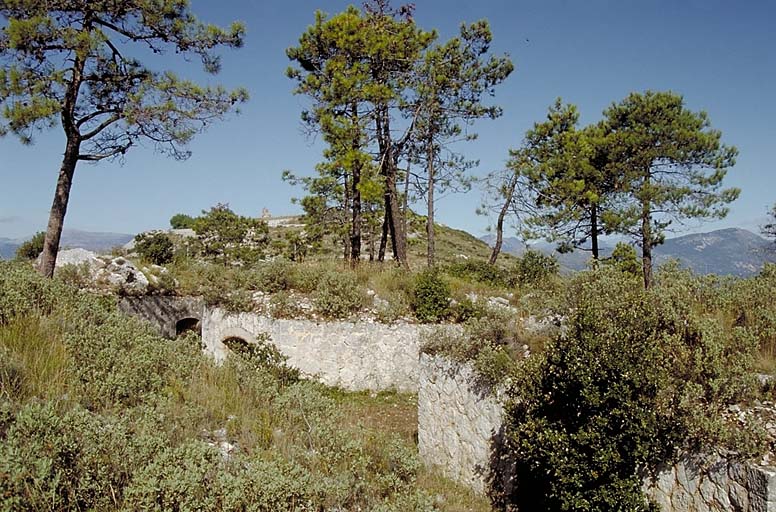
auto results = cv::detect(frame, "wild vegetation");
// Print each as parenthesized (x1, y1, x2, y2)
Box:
(0, 261, 490, 511)
(2, 1, 774, 510)
(422, 262, 776, 510)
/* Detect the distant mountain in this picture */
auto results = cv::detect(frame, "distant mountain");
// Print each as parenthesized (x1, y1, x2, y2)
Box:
(481, 228, 776, 277)
(654, 228, 776, 277)
(0, 229, 134, 259)
(59, 229, 134, 252)
(0, 238, 19, 259)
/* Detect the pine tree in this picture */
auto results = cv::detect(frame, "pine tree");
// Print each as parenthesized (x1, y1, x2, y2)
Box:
(603, 91, 739, 288)
(0, 1, 248, 277)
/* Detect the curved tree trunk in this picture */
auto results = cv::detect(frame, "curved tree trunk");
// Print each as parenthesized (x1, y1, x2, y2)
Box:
(489, 172, 518, 265)
(40, 138, 80, 278)
(39, 51, 85, 278)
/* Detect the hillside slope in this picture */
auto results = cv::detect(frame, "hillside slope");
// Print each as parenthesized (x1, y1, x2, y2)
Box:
(482, 228, 776, 277)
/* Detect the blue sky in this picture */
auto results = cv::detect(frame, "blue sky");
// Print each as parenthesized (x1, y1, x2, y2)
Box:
(1, 0, 774, 240)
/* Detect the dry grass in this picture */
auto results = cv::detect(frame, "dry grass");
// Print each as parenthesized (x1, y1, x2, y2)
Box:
(0, 315, 70, 401)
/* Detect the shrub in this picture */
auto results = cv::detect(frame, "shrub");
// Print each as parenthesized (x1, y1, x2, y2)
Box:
(170, 213, 195, 229)
(251, 260, 295, 293)
(0, 261, 73, 324)
(133, 232, 174, 264)
(510, 249, 559, 286)
(602, 242, 641, 276)
(14, 231, 45, 260)
(313, 270, 365, 319)
(499, 268, 762, 511)
(411, 270, 451, 323)
(224, 333, 300, 386)
(445, 260, 509, 287)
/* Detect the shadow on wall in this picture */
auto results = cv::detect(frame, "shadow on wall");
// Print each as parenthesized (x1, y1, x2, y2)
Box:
(485, 424, 517, 510)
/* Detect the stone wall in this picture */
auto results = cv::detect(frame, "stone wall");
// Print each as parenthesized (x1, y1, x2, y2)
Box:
(418, 354, 776, 511)
(201, 308, 432, 392)
(644, 454, 776, 511)
(417, 353, 508, 495)
(119, 296, 204, 338)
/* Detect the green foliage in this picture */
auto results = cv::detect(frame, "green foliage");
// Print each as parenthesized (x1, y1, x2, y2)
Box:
(0, 263, 455, 511)
(602, 242, 641, 276)
(170, 213, 196, 229)
(518, 100, 617, 258)
(511, 249, 559, 286)
(445, 260, 511, 288)
(500, 268, 762, 511)
(603, 91, 739, 286)
(422, 308, 523, 387)
(313, 270, 365, 319)
(0, 261, 73, 324)
(224, 333, 300, 387)
(193, 203, 270, 265)
(133, 231, 174, 265)
(411, 270, 451, 323)
(14, 231, 44, 260)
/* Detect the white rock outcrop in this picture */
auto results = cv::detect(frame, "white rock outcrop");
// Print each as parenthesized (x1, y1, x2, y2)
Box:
(49, 248, 149, 294)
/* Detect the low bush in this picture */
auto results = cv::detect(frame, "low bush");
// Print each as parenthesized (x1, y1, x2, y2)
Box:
(499, 268, 762, 511)
(134, 232, 175, 265)
(445, 260, 510, 288)
(14, 231, 45, 261)
(313, 270, 365, 319)
(411, 270, 451, 323)
(509, 249, 559, 286)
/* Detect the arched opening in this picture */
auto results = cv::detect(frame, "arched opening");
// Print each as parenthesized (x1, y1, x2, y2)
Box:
(222, 336, 250, 354)
(176, 317, 201, 337)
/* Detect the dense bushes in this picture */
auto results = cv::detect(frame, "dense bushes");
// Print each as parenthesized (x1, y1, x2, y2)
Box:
(498, 268, 762, 511)
(0, 262, 442, 511)
(313, 270, 365, 319)
(14, 231, 45, 260)
(411, 270, 451, 323)
(133, 231, 175, 264)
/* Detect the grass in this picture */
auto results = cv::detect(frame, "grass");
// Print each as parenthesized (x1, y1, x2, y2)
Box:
(0, 315, 69, 401)
(323, 388, 492, 512)
(0, 261, 498, 510)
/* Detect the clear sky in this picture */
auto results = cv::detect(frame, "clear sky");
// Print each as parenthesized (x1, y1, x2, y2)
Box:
(1, 0, 774, 240)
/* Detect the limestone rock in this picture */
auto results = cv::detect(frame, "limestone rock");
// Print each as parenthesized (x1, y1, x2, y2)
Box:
(49, 248, 149, 294)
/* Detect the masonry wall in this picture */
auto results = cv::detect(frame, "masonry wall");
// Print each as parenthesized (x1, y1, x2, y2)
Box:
(201, 308, 432, 392)
(418, 354, 776, 511)
(417, 353, 508, 495)
(119, 296, 204, 338)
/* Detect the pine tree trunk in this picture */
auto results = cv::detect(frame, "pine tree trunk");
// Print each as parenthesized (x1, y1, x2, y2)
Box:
(39, 137, 80, 278)
(426, 139, 435, 267)
(386, 174, 408, 267)
(641, 202, 653, 289)
(590, 203, 599, 261)
(378, 211, 389, 262)
(349, 104, 361, 266)
(375, 104, 408, 268)
(489, 173, 517, 265)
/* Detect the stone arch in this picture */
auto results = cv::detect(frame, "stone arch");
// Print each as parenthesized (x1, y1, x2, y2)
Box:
(176, 317, 201, 337)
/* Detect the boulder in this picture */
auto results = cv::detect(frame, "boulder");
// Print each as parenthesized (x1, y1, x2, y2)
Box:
(49, 248, 149, 294)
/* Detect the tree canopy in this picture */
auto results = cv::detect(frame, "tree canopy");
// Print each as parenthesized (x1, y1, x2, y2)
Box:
(0, 0, 248, 277)
(602, 90, 739, 287)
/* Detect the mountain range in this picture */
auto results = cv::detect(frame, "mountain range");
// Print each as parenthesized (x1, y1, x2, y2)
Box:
(481, 228, 776, 277)
(0, 229, 134, 259)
